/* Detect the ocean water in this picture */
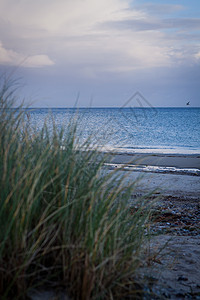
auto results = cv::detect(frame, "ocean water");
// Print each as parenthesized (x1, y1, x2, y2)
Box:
(27, 107, 200, 155)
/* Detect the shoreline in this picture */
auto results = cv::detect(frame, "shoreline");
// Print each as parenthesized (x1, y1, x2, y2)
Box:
(103, 151, 200, 200)
(106, 152, 200, 169)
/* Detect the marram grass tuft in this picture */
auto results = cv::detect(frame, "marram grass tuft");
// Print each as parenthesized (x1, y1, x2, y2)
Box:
(0, 78, 153, 299)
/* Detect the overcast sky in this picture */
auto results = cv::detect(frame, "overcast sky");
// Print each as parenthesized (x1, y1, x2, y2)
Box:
(0, 0, 200, 107)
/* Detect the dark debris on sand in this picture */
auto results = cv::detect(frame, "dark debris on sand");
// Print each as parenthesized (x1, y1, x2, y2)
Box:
(150, 196, 200, 236)
(135, 195, 200, 300)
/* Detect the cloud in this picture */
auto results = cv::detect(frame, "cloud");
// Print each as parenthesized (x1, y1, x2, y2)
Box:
(134, 4, 184, 15)
(0, 41, 54, 67)
(101, 17, 200, 32)
(0, 0, 199, 74)
(24, 55, 54, 68)
(0, 0, 131, 36)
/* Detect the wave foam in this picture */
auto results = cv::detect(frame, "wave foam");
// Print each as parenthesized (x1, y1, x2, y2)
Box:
(104, 163, 200, 176)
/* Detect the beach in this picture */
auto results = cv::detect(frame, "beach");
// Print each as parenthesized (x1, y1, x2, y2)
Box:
(27, 151, 200, 300)
(1, 0, 200, 294)
(106, 152, 200, 298)
(105, 152, 200, 197)
(2, 103, 199, 298)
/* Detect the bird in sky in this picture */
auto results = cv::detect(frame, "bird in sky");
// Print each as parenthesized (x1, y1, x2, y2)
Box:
(186, 101, 190, 106)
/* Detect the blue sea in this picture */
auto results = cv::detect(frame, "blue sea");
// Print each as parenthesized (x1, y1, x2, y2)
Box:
(28, 107, 200, 155)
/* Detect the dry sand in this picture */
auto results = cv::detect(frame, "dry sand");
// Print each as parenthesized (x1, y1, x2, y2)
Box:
(112, 152, 200, 299)
(127, 173, 200, 298)
(140, 235, 200, 299)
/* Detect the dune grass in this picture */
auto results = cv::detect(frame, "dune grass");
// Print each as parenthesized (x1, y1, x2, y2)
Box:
(0, 78, 153, 299)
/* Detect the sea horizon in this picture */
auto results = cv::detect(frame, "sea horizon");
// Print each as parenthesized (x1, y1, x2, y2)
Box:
(25, 106, 200, 109)
(26, 107, 200, 157)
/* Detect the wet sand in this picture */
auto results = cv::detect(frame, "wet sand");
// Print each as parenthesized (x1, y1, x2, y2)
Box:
(107, 152, 200, 169)
(105, 151, 200, 199)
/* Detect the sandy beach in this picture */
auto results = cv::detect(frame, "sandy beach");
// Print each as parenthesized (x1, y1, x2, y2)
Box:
(106, 152, 200, 299)
(105, 152, 200, 197)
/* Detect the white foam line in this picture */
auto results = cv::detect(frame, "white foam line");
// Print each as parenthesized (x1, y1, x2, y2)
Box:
(104, 163, 200, 176)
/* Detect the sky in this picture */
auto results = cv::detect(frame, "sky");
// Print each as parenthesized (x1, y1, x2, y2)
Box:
(0, 0, 200, 107)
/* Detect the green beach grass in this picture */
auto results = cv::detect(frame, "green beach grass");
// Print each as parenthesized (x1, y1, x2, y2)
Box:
(0, 78, 153, 299)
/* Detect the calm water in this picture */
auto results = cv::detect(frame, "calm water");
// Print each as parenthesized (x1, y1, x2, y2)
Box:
(27, 107, 200, 155)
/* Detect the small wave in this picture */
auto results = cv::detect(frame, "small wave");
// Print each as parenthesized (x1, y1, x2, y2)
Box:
(104, 163, 200, 176)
